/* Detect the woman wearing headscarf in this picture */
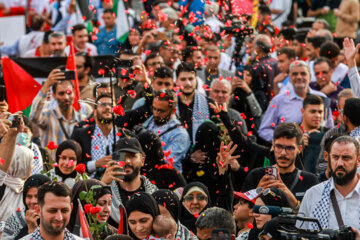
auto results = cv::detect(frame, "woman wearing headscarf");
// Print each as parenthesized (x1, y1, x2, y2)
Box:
(0, 146, 33, 226)
(47, 140, 83, 188)
(229, 65, 267, 136)
(246, 187, 292, 240)
(68, 179, 115, 239)
(135, 127, 186, 190)
(153, 189, 198, 240)
(126, 192, 160, 240)
(179, 182, 212, 234)
(2, 174, 50, 239)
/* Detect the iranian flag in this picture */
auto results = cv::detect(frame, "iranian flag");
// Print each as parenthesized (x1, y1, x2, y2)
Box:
(113, 0, 130, 43)
(1, 56, 41, 113)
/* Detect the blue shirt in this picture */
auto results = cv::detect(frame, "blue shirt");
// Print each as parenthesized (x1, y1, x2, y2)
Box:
(258, 84, 334, 142)
(94, 26, 120, 56)
(143, 115, 191, 172)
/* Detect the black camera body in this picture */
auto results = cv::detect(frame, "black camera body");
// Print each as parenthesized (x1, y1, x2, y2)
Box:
(115, 60, 134, 80)
(273, 213, 356, 240)
(9, 114, 20, 128)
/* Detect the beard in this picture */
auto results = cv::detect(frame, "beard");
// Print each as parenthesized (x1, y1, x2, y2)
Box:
(154, 115, 171, 126)
(329, 162, 357, 186)
(58, 100, 72, 111)
(96, 110, 113, 124)
(41, 213, 66, 235)
(181, 88, 195, 96)
(276, 155, 296, 169)
(123, 164, 141, 182)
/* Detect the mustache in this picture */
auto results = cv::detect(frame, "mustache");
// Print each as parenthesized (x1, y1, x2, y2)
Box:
(278, 156, 290, 161)
(335, 166, 346, 172)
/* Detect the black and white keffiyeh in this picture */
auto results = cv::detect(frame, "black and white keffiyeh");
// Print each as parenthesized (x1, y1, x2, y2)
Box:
(91, 125, 119, 161)
(310, 179, 360, 230)
(350, 126, 360, 143)
(176, 90, 210, 143)
(31, 143, 43, 175)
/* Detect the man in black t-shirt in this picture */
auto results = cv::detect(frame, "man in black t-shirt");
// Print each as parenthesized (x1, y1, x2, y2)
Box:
(101, 137, 158, 226)
(241, 123, 319, 208)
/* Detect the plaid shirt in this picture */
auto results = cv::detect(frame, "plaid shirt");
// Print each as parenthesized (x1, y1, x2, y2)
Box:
(30, 91, 85, 148)
(20, 227, 83, 240)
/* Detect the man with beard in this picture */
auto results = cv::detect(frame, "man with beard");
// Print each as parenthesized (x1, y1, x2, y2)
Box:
(49, 32, 67, 57)
(142, 90, 190, 172)
(75, 52, 96, 101)
(71, 95, 120, 178)
(298, 135, 360, 231)
(101, 137, 158, 227)
(21, 181, 82, 240)
(241, 123, 319, 208)
(30, 69, 85, 148)
(258, 60, 334, 143)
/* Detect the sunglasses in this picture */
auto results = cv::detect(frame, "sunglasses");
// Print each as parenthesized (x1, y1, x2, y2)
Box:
(184, 194, 207, 202)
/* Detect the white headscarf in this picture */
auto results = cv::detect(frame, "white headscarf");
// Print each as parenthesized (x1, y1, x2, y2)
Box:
(0, 145, 33, 221)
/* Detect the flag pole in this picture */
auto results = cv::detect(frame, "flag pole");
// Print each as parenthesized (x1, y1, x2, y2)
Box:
(109, 62, 116, 153)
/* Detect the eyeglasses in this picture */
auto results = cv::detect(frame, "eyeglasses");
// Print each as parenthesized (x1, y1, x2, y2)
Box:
(274, 144, 296, 153)
(184, 194, 207, 202)
(98, 102, 112, 107)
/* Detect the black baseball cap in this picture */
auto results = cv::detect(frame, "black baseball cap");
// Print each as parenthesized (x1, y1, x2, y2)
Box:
(115, 137, 143, 153)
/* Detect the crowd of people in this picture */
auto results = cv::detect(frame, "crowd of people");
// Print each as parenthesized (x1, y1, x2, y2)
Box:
(2, 0, 360, 239)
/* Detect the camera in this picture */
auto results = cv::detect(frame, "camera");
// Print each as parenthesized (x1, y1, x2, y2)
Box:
(115, 59, 134, 81)
(8, 114, 20, 128)
(255, 205, 356, 240)
(219, 15, 253, 39)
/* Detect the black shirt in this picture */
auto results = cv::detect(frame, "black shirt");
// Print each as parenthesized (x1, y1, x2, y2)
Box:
(241, 167, 319, 201)
(117, 180, 146, 206)
(311, 0, 340, 10)
(178, 99, 194, 141)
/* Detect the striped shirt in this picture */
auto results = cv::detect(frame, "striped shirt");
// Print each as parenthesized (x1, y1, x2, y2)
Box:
(30, 91, 86, 148)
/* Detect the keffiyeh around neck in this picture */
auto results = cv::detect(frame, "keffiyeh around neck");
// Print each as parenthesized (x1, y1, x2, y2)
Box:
(176, 90, 210, 143)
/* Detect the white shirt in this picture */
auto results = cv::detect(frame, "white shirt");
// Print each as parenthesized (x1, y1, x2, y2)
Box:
(270, 0, 291, 28)
(332, 62, 348, 84)
(64, 42, 98, 56)
(298, 177, 360, 231)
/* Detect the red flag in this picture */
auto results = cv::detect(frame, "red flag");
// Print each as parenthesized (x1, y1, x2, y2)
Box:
(1, 56, 41, 113)
(117, 204, 128, 234)
(77, 199, 93, 240)
(66, 42, 81, 111)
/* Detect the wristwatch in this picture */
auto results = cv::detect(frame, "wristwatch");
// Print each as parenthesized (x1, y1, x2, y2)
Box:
(293, 200, 301, 210)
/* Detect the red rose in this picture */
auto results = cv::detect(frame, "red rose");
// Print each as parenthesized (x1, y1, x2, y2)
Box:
(84, 204, 92, 213)
(90, 206, 102, 215)
(113, 105, 125, 116)
(46, 141, 58, 150)
(75, 164, 86, 174)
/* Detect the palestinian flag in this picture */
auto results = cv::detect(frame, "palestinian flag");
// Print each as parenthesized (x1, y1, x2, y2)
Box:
(77, 199, 93, 240)
(113, 0, 130, 43)
(1, 56, 41, 113)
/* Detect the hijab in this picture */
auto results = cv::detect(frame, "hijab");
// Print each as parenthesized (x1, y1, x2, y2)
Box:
(126, 192, 160, 240)
(68, 179, 112, 233)
(153, 189, 180, 222)
(179, 182, 212, 234)
(0, 145, 33, 221)
(54, 140, 82, 181)
(22, 174, 51, 210)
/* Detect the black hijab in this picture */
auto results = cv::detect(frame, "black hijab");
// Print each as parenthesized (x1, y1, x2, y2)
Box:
(153, 189, 180, 222)
(179, 182, 212, 234)
(14, 175, 51, 240)
(54, 140, 83, 180)
(22, 174, 51, 210)
(126, 192, 160, 240)
(68, 179, 112, 233)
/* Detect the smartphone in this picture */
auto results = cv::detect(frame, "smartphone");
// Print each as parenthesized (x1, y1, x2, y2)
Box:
(265, 166, 278, 180)
(8, 114, 20, 128)
(112, 151, 126, 180)
(211, 228, 231, 240)
(61, 70, 75, 80)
